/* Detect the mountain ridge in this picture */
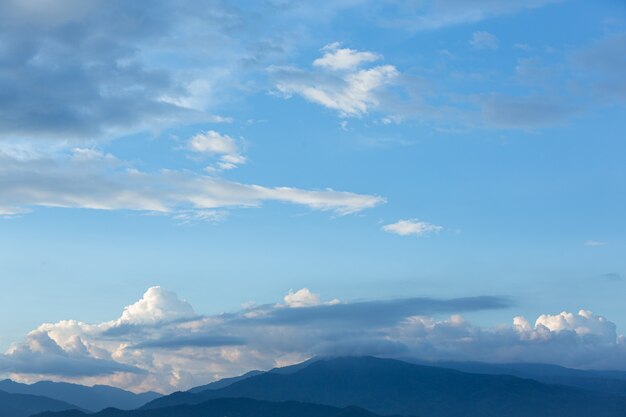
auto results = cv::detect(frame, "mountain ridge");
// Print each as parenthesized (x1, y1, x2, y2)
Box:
(144, 356, 626, 417)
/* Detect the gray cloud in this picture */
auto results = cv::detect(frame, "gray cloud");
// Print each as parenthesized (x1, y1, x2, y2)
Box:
(132, 335, 246, 350)
(249, 296, 512, 326)
(599, 273, 622, 282)
(480, 94, 578, 129)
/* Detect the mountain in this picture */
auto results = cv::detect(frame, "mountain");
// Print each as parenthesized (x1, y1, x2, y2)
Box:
(188, 371, 265, 393)
(187, 357, 319, 393)
(34, 397, 395, 417)
(0, 389, 81, 417)
(0, 379, 161, 412)
(415, 360, 626, 397)
(144, 356, 626, 417)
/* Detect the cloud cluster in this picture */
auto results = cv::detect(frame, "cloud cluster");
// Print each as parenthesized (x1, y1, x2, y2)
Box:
(271, 43, 400, 117)
(2, 287, 624, 393)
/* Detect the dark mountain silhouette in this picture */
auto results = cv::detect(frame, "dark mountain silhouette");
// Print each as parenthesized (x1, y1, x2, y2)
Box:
(34, 397, 395, 417)
(0, 379, 160, 412)
(0, 389, 81, 417)
(144, 356, 626, 417)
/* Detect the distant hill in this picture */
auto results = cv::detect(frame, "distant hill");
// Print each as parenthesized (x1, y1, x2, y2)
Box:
(34, 397, 394, 417)
(415, 360, 626, 397)
(187, 357, 319, 393)
(0, 379, 161, 412)
(0, 389, 80, 417)
(144, 356, 626, 417)
(188, 370, 265, 393)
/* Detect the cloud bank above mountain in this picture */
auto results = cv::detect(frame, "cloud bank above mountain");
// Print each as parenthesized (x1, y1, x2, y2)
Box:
(1, 287, 624, 393)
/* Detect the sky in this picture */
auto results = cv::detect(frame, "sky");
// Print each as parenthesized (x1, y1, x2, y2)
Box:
(0, 0, 625, 393)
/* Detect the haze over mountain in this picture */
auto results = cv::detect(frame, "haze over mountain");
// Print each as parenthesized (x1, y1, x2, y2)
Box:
(0, 379, 161, 412)
(412, 360, 626, 397)
(35, 398, 392, 417)
(0, 390, 80, 417)
(144, 356, 626, 417)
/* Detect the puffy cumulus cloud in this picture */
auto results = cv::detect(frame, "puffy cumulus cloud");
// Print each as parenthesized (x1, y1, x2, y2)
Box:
(281, 288, 340, 308)
(2, 287, 625, 393)
(188, 131, 247, 171)
(0, 330, 142, 377)
(270, 44, 400, 118)
(382, 219, 443, 236)
(283, 288, 322, 308)
(0, 147, 383, 217)
(117, 287, 197, 326)
(532, 310, 617, 344)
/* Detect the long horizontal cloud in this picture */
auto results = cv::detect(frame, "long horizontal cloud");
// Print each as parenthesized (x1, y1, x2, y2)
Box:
(132, 335, 246, 350)
(0, 149, 384, 216)
(2, 287, 625, 393)
(247, 296, 511, 326)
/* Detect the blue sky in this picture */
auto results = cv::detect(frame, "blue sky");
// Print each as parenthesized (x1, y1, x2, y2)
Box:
(0, 0, 625, 392)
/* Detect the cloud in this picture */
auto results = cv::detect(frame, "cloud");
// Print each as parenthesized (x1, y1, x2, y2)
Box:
(313, 43, 381, 70)
(469, 31, 499, 50)
(479, 94, 577, 128)
(382, 219, 443, 236)
(572, 32, 626, 101)
(0, 147, 384, 217)
(585, 240, 607, 247)
(599, 273, 622, 282)
(188, 131, 247, 171)
(283, 288, 323, 308)
(270, 44, 399, 117)
(254, 295, 512, 327)
(0, 331, 142, 377)
(532, 310, 617, 344)
(132, 335, 246, 350)
(117, 287, 197, 326)
(2, 287, 625, 393)
(381, 0, 563, 31)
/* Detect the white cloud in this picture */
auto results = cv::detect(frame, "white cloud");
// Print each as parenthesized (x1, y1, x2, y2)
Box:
(189, 131, 238, 155)
(283, 288, 322, 308)
(1, 287, 625, 393)
(585, 240, 607, 247)
(313, 43, 381, 70)
(282, 288, 340, 308)
(469, 31, 499, 50)
(188, 131, 247, 171)
(117, 287, 197, 326)
(532, 310, 617, 344)
(382, 219, 443, 236)
(271, 43, 399, 117)
(0, 147, 384, 217)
